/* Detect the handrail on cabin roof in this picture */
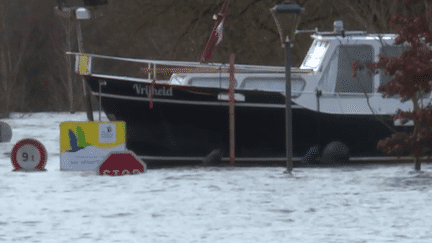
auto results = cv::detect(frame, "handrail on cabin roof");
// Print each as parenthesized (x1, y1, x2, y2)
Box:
(67, 52, 300, 73)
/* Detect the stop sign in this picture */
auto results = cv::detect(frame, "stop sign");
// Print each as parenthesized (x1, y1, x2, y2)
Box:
(98, 151, 146, 176)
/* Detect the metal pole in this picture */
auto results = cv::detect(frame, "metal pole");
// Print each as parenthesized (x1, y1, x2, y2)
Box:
(316, 89, 322, 157)
(98, 81, 106, 121)
(76, 20, 94, 121)
(228, 53, 236, 165)
(285, 37, 293, 173)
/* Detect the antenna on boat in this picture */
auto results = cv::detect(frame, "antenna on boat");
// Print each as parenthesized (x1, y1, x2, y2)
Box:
(296, 20, 357, 37)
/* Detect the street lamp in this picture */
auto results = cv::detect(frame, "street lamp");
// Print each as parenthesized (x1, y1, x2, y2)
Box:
(270, 1, 303, 173)
(55, 1, 108, 121)
(55, 2, 94, 121)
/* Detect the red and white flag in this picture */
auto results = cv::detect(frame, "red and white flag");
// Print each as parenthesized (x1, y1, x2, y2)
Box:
(215, 19, 225, 46)
(200, 0, 230, 63)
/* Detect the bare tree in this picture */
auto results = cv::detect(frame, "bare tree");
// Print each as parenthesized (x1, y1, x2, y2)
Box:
(332, 0, 404, 33)
(0, 1, 35, 117)
(53, 7, 77, 113)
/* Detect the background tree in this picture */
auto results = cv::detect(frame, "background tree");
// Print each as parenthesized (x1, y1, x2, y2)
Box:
(0, 0, 37, 117)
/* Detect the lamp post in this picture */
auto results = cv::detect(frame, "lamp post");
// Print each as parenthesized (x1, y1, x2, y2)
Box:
(270, 1, 303, 174)
(55, 1, 108, 121)
(55, 3, 94, 121)
(75, 8, 95, 122)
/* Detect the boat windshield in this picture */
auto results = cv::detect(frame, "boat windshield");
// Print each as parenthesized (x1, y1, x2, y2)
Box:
(300, 40, 330, 70)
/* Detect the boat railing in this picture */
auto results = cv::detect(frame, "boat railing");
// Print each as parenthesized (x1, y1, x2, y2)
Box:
(67, 52, 298, 80)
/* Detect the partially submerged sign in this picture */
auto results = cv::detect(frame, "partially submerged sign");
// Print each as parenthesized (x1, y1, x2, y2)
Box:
(60, 121, 126, 170)
(11, 138, 47, 171)
(98, 151, 146, 176)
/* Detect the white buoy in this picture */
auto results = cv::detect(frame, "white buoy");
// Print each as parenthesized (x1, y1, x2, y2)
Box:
(0, 121, 12, 142)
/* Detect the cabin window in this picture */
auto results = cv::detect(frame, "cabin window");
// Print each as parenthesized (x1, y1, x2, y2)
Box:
(242, 77, 284, 91)
(379, 45, 405, 87)
(242, 77, 305, 96)
(301, 40, 330, 70)
(189, 77, 237, 88)
(334, 45, 374, 93)
(318, 48, 339, 93)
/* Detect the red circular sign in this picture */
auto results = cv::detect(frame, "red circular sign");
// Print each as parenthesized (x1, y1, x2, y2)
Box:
(11, 138, 47, 171)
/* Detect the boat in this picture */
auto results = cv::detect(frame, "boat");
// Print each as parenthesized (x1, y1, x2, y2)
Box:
(71, 21, 427, 165)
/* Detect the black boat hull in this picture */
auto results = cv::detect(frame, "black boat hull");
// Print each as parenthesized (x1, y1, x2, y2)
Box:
(86, 76, 405, 162)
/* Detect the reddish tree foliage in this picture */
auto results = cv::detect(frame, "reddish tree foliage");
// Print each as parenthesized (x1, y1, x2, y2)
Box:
(354, 0, 432, 170)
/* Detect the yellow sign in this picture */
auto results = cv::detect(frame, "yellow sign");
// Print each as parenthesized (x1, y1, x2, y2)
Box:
(75, 54, 92, 75)
(60, 121, 126, 170)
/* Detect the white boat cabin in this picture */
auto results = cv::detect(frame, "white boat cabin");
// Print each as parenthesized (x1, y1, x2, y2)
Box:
(167, 21, 431, 116)
(293, 21, 431, 116)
